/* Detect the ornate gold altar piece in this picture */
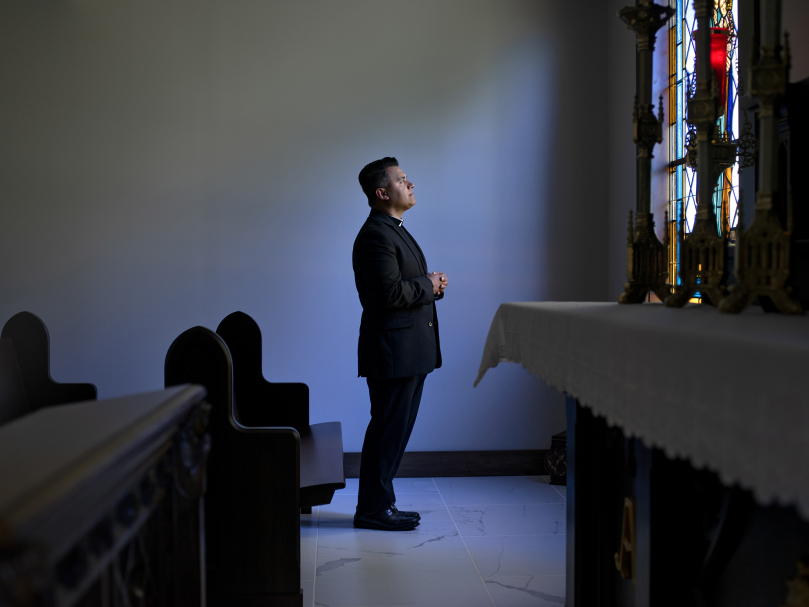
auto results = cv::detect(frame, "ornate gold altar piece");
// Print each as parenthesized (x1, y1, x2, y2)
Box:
(666, 0, 728, 307)
(618, 0, 675, 304)
(685, 127, 739, 194)
(614, 497, 637, 583)
(621, 209, 671, 303)
(781, 559, 809, 607)
(719, 32, 803, 314)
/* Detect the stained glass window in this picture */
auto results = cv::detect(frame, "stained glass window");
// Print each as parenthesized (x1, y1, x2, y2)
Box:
(667, 0, 740, 285)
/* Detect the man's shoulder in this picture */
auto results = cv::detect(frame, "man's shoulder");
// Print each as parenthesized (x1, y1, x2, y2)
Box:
(355, 213, 393, 240)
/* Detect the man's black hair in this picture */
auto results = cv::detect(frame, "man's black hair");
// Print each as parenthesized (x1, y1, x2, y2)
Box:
(358, 157, 399, 207)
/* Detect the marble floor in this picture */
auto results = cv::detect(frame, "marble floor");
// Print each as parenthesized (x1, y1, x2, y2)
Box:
(301, 475, 566, 607)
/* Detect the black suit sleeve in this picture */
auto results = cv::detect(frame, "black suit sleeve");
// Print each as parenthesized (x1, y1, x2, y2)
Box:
(354, 229, 434, 310)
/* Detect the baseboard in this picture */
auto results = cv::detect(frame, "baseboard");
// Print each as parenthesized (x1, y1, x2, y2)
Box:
(343, 450, 548, 478)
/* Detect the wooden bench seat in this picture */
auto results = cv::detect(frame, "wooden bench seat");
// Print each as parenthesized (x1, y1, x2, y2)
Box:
(298, 422, 346, 508)
(165, 312, 345, 607)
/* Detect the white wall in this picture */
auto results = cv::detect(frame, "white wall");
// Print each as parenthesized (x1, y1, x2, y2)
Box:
(1, 1, 610, 452)
(607, 0, 638, 302)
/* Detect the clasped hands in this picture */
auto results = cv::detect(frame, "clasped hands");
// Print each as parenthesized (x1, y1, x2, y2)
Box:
(427, 271, 448, 296)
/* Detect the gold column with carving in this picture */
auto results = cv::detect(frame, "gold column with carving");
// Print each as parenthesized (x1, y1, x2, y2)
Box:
(666, 0, 729, 307)
(718, 0, 803, 315)
(618, 0, 675, 304)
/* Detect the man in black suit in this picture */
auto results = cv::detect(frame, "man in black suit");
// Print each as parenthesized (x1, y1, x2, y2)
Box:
(352, 157, 447, 531)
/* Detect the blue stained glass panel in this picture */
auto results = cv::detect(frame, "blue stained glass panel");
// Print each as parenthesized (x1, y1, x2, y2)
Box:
(668, 0, 740, 282)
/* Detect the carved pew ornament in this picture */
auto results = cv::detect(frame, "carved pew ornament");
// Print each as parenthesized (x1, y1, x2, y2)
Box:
(0, 387, 209, 607)
(618, 0, 675, 304)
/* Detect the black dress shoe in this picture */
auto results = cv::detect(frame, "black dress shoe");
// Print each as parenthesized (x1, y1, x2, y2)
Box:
(390, 504, 420, 520)
(353, 508, 419, 531)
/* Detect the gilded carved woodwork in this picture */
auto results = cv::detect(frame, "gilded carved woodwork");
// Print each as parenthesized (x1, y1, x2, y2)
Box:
(614, 497, 636, 583)
(782, 560, 809, 607)
(618, 1, 675, 52)
(719, 31, 802, 314)
(750, 34, 790, 117)
(619, 211, 671, 303)
(0, 388, 210, 607)
(719, 191, 802, 314)
(736, 80, 759, 170)
(634, 95, 665, 159)
(618, 0, 675, 304)
(686, 127, 740, 191)
(173, 401, 212, 500)
(666, 208, 729, 306)
(666, 0, 729, 307)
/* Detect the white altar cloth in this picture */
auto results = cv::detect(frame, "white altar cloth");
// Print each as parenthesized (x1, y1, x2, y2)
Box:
(476, 301, 809, 518)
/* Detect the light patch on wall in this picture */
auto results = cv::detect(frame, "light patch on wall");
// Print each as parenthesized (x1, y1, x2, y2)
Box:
(0, 0, 601, 452)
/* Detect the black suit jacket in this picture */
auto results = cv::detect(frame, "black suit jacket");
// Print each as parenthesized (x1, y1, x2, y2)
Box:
(352, 209, 442, 378)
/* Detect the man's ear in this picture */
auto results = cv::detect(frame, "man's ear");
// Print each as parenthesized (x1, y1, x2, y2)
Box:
(375, 187, 389, 201)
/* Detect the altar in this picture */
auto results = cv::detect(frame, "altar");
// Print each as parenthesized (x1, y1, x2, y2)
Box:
(476, 301, 809, 607)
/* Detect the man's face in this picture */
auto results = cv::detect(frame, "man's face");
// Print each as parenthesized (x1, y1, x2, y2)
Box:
(380, 166, 415, 213)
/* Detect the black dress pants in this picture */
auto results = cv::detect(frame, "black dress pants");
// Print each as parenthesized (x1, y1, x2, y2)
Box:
(357, 374, 427, 513)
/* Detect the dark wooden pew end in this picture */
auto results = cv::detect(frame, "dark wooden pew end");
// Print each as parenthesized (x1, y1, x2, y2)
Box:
(166, 312, 346, 607)
(0, 311, 96, 425)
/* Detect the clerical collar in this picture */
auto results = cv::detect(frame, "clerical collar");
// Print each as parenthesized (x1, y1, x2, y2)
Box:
(372, 208, 403, 227)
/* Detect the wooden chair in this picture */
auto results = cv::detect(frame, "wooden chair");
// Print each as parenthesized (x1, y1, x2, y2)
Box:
(0, 311, 97, 425)
(165, 318, 344, 607)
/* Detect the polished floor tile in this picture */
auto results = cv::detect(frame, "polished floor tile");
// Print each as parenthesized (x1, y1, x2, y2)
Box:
(464, 535, 566, 577)
(303, 476, 566, 607)
(301, 521, 318, 581)
(302, 579, 314, 607)
(317, 520, 468, 559)
(314, 555, 493, 607)
(391, 478, 440, 494)
(484, 576, 565, 606)
(449, 503, 566, 537)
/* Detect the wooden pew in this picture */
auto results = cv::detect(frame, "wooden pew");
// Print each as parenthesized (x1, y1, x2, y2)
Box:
(0, 385, 209, 607)
(165, 319, 345, 607)
(215, 311, 345, 511)
(0, 311, 96, 425)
